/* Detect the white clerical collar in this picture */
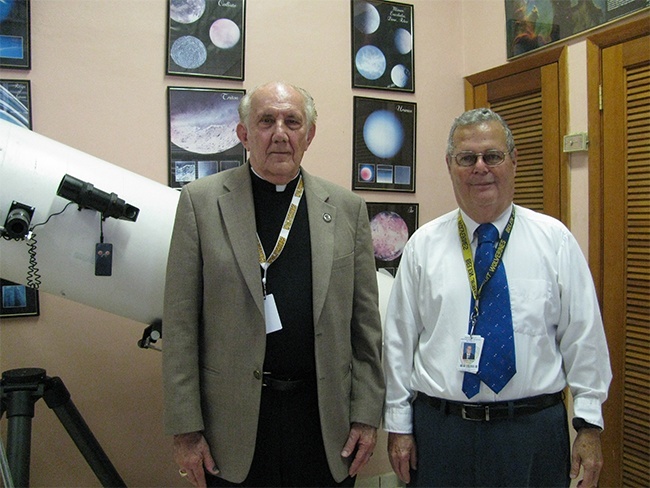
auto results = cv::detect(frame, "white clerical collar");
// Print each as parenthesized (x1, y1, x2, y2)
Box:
(250, 167, 300, 192)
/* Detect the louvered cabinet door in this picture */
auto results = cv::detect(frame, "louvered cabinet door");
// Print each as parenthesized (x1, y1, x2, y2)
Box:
(600, 31, 650, 488)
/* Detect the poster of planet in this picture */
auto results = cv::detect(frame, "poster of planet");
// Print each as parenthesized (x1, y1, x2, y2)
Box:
(167, 0, 245, 80)
(353, 96, 416, 192)
(366, 202, 418, 274)
(0, 0, 30, 69)
(351, 0, 414, 92)
(167, 86, 246, 189)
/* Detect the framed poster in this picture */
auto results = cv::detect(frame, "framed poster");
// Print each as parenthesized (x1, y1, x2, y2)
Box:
(0, 0, 30, 69)
(0, 279, 39, 318)
(0, 79, 31, 128)
(505, 0, 649, 59)
(351, 0, 414, 92)
(366, 202, 418, 274)
(167, 0, 245, 80)
(168, 86, 246, 189)
(353, 96, 416, 192)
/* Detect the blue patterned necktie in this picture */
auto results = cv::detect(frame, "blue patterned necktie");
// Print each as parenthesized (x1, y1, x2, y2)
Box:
(462, 223, 516, 399)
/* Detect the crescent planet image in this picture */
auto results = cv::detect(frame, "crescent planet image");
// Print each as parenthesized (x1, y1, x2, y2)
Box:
(394, 28, 412, 54)
(391, 64, 410, 88)
(353, 1, 380, 34)
(170, 0, 206, 24)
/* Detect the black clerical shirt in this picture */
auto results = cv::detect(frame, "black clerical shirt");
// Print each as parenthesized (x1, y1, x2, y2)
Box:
(251, 171, 315, 379)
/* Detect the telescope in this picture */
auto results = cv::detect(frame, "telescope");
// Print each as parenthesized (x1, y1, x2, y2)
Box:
(0, 119, 180, 325)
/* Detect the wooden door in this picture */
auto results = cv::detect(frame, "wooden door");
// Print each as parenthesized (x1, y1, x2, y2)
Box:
(588, 16, 650, 487)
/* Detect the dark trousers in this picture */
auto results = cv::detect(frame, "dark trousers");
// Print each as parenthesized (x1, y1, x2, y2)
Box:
(409, 394, 571, 487)
(206, 383, 355, 488)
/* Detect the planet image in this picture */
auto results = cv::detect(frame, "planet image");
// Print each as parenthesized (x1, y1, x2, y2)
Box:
(370, 211, 409, 261)
(170, 94, 241, 155)
(353, 1, 380, 34)
(363, 110, 404, 159)
(170, 0, 206, 24)
(355, 45, 386, 81)
(394, 28, 412, 54)
(170, 36, 207, 69)
(209, 18, 241, 49)
(391, 64, 410, 88)
(359, 164, 374, 182)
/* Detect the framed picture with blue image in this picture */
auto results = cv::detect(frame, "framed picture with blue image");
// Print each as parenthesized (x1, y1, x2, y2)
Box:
(0, 79, 31, 129)
(0, 0, 30, 69)
(0, 278, 39, 318)
(353, 96, 416, 192)
(167, 86, 246, 189)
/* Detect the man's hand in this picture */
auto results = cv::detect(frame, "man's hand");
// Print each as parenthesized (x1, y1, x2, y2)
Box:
(570, 428, 604, 488)
(174, 432, 219, 487)
(387, 432, 417, 484)
(341, 422, 377, 477)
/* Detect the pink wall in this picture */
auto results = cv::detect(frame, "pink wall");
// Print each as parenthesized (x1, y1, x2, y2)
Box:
(0, 0, 603, 485)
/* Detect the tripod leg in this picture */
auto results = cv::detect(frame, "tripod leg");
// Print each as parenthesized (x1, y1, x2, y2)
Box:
(43, 377, 126, 488)
(1, 368, 47, 488)
(4, 386, 42, 487)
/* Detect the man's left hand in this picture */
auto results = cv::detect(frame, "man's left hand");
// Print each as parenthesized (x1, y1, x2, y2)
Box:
(570, 428, 604, 488)
(341, 422, 377, 477)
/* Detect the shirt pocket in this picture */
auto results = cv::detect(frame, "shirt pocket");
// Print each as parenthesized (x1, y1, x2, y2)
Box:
(509, 279, 553, 337)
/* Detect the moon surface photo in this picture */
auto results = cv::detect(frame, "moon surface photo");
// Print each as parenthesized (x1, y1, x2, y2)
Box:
(170, 35, 207, 69)
(170, 92, 241, 155)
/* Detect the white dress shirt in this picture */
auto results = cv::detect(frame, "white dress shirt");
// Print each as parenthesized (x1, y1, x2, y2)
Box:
(383, 204, 612, 433)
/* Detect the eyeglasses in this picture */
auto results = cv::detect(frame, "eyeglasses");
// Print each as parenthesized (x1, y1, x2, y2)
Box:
(452, 150, 507, 167)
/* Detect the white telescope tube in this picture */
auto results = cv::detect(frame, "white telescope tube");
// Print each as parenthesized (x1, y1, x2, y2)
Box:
(0, 120, 180, 325)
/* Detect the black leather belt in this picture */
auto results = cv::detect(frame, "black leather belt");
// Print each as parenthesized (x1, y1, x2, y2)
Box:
(262, 373, 313, 392)
(419, 391, 563, 421)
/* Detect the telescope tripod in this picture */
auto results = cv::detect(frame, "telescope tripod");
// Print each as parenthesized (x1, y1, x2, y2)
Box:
(0, 368, 125, 487)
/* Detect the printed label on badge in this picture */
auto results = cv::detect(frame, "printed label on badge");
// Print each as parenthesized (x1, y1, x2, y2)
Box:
(264, 293, 283, 334)
(457, 335, 484, 372)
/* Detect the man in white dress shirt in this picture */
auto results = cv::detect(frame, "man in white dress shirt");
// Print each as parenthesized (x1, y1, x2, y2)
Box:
(383, 108, 612, 487)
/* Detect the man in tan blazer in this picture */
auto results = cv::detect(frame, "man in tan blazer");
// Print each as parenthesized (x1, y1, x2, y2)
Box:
(163, 81, 385, 487)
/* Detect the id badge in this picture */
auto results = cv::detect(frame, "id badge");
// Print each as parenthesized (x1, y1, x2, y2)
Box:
(264, 293, 283, 334)
(457, 335, 484, 373)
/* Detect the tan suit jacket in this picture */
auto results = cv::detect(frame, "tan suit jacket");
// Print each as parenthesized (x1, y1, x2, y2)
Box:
(162, 163, 385, 483)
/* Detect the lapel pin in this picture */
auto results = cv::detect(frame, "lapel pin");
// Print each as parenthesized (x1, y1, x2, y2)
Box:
(323, 213, 332, 223)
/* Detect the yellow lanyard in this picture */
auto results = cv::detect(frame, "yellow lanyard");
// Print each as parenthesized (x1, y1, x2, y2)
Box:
(457, 208, 515, 335)
(257, 176, 304, 297)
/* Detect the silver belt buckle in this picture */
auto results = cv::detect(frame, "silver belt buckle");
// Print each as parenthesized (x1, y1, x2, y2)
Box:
(462, 404, 490, 421)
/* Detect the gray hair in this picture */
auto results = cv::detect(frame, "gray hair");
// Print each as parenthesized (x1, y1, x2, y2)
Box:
(446, 108, 515, 156)
(238, 82, 318, 129)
